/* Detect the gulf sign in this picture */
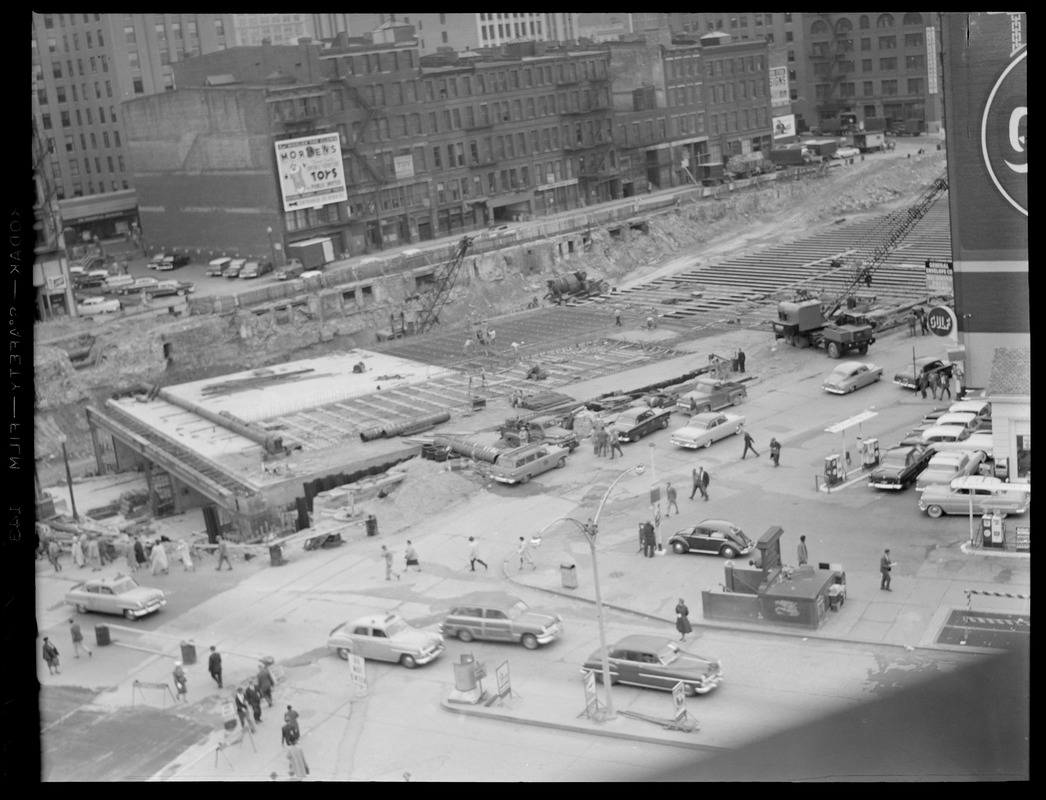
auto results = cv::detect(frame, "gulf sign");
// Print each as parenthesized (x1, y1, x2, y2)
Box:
(274, 133, 348, 213)
(981, 47, 1026, 217)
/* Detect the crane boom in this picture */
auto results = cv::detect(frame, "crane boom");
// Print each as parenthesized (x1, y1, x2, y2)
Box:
(415, 236, 472, 335)
(825, 171, 949, 319)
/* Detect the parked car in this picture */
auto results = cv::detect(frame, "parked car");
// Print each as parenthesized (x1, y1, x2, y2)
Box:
(326, 613, 444, 669)
(274, 258, 306, 281)
(581, 635, 723, 696)
(158, 253, 191, 270)
(868, 444, 934, 490)
(147, 280, 196, 297)
(102, 274, 135, 293)
(918, 476, 1030, 518)
(147, 253, 167, 269)
(935, 412, 988, 434)
(670, 412, 746, 449)
(949, 400, 992, 419)
(915, 451, 987, 493)
(65, 575, 166, 619)
(224, 258, 247, 279)
(669, 519, 755, 558)
(894, 357, 952, 390)
(822, 361, 883, 394)
(72, 271, 110, 289)
(929, 433, 994, 460)
(920, 424, 973, 445)
(487, 443, 570, 485)
(116, 277, 160, 295)
(207, 257, 232, 277)
(239, 259, 274, 279)
(76, 296, 122, 315)
(675, 377, 747, 414)
(833, 146, 862, 160)
(609, 406, 673, 443)
(439, 592, 563, 650)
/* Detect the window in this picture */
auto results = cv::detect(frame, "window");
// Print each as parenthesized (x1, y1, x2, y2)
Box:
(60, 110, 71, 127)
(906, 54, 926, 70)
(785, 31, 793, 43)
(863, 81, 874, 97)
(879, 35, 897, 49)
(907, 78, 924, 95)
(53, 62, 62, 79)
(128, 50, 139, 69)
(787, 50, 795, 63)
(880, 58, 897, 71)
(811, 20, 828, 36)
(862, 59, 873, 72)
(905, 33, 924, 47)
(215, 18, 225, 37)
(103, 131, 109, 147)
(882, 79, 898, 96)
(902, 13, 923, 26)
(65, 135, 74, 152)
(41, 113, 52, 130)
(877, 14, 895, 29)
(114, 131, 120, 147)
(133, 77, 144, 94)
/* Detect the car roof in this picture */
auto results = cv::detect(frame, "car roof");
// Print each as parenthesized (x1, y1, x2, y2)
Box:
(949, 401, 990, 414)
(923, 424, 969, 436)
(937, 412, 977, 424)
(949, 475, 1010, 490)
(692, 519, 739, 531)
(350, 613, 403, 627)
(833, 361, 866, 371)
(927, 451, 970, 465)
(451, 592, 523, 607)
(85, 575, 138, 587)
(611, 634, 676, 653)
(688, 412, 722, 422)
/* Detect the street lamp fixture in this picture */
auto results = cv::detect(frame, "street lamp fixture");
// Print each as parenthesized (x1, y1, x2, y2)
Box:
(266, 226, 278, 267)
(532, 463, 646, 721)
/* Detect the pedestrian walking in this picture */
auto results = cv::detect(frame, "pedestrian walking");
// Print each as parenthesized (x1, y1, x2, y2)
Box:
(797, 535, 809, 566)
(245, 683, 263, 723)
(614, 307, 622, 326)
(208, 645, 223, 688)
(404, 540, 421, 572)
(737, 347, 746, 373)
(42, 637, 60, 675)
(176, 538, 195, 571)
(284, 704, 300, 733)
(769, 437, 782, 467)
(150, 540, 169, 575)
(675, 599, 693, 642)
(69, 619, 92, 658)
(172, 661, 187, 701)
(665, 482, 679, 517)
(488, 328, 496, 349)
(134, 536, 148, 570)
(511, 341, 520, 359)
(235, 688, 255, 733)
(741, 430, 760, 459)
(641, 521, 656, 558)
(48, 539, 63, 572)
(72, 534, 85, 569)
(939, 371, 952, 400)
(691, 467, 710, 501)
(468, 536, 488, 571)
(608, 428, 623, 459)
(285, 743, 310, 779)
(517, 536, 536, 571)
(381, 544, 399, 581)
(880, 549, 894, 590)
(690, 396, 699, 415)
(281, 722, 301, 747)
(125, 539, 138, 571)
(463, 336, 474, 356)
(257, 662, 275, 707)
(215, 534, 233, 571)
(917, 373, 928, 399)
(906, 312, 917, 336)
(918, 307, 929, 335)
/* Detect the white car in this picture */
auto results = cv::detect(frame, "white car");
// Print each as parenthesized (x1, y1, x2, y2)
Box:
(670, 412, 746, 449)
(918, 476, 1030, 518)
(915, 450, 987, 492)
(77, 296, 122, 315)
(822, 361, 883, 394)
(834, 146, 861, 159)
(327, 613, 444, 669)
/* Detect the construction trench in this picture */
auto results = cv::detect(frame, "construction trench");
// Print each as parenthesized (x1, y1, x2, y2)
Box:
(35, 151, 951, 541)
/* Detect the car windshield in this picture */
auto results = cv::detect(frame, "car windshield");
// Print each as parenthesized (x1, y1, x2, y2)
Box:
(658, 642, 681, 665)
(382, 619, 407, 636)
(507, 600, 529, 619)
(829, 368, 850, 379)
(110, 578, 139, 594)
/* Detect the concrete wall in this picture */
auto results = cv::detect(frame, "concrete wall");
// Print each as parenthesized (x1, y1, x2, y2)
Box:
(608, 43, 666, 110)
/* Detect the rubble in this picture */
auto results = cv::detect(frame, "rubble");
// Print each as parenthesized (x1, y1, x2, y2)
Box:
(364, 456, 480, 536)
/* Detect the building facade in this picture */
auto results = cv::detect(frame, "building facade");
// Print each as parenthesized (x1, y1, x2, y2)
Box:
(407, 13, 579, 55)
(231, 14, 311, 46)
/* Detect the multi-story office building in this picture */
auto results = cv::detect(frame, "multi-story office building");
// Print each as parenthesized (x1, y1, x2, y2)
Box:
(699, 33, 775, 162)
(406, 14, 578, 55)
(30, 12, 235, 243)
(231, 14, 311, 46)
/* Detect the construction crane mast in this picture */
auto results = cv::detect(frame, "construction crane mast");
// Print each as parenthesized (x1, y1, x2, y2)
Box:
(415, 236, 472, 335)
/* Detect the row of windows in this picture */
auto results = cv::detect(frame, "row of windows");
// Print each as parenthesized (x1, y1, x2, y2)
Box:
(813, 55, 927, 75)
(36, 79, 115, 106)
(62, 179, 130, 200)
(45, 56, 110, 79)
(41, 13, 101, 28)
(813, 33, 926, 54)
(811, 13, 924, 35)
(39, 28, 106, 52)
(708, 106, 769, 135)
(815, 78, 925, 99)
(63, 154, 125, 177)
(124, 18, 217, 43)
(705, 55, 766, 77)
(668, 84, 706, 108)
(708, 80, 765, 104)
(703, 13, 793, 31)
(39, 112, 121, 146)
(480, 20, 543, 40)
(47, 129, 124, 157)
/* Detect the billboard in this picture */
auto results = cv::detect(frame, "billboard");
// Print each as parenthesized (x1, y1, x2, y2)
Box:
(274, 133, 348, 213)
(773, 114, 796, 140)
(769, 66, 790, 108)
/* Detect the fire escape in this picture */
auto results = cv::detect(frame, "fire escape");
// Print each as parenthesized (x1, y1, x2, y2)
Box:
(564, 75, 617, 190)
(811, 14, 854, 122)
(338, 79, 393, 247)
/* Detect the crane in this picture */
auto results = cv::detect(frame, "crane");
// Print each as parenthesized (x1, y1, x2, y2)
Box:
(414, 236, 473, 335)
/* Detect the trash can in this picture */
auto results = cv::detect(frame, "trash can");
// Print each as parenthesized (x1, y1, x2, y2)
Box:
(560, 563, 578, 589)
(180, 640, 197, 665)
(453, 654, 478, 691)
(365, 515, 378, 537)
(95, 624, 111, 647)
(269, 544, 285, 566)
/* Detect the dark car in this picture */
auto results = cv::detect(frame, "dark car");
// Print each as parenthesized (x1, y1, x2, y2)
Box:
(894, 357, 952, 390)
(581, 634, 723, 696)
(868, 443, 934, 490)
(609, 407, 672, 443)
(669, 519, 754, 558)
(439, 592, 563, 649)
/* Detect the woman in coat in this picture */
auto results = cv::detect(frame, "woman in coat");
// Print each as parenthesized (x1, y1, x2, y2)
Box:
(72, 535, 86, 569)
(151, 540, 169, 575)
(134, 537, 148, 569)
(675, 599, 693, 642)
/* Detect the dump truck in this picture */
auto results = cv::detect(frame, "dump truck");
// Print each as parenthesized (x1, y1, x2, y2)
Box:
(726, 152, 771, 179)
(803, 139, 839, 160)
(695, 163, 727, 186)
(772, 299, 875, 359)
(853, 131, 886, 153)
(545, 271, 609, 304)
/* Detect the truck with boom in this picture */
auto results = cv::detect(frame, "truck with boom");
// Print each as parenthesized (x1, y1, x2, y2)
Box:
(773, 299, 875, 359)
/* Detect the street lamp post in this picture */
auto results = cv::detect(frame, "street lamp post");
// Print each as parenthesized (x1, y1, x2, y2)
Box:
(533, 464, 645, 721)
(266, 226, 278, 266)
(58, 435, 78, 521)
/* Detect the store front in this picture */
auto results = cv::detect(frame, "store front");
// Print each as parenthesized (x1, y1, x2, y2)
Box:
(533, 178, 578, 218)
(58, 190, 139, 244)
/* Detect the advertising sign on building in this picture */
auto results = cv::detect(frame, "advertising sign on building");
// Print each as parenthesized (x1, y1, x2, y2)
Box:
(926, 26, 939, 95)
(274, 133, 348, 213)
(924, 259, 954, 296)
(927, 306, 958, 340)
(769, 66, 790, 108)
(773, 114, 796, 140)
(394, 155, 415, 181)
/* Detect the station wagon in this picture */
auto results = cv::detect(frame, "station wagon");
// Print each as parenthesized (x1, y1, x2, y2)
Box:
(488, 443, 569, 485)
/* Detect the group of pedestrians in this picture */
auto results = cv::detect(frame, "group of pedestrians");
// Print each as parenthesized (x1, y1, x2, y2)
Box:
(588, 420, 624, 459)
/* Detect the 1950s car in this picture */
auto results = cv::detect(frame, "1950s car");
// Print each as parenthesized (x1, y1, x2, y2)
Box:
(822, 361, 883, 394)
(609, 407, 672, 443)
(439, 592, 563, 650)
(327, 613, 444, 669)
(669, 519, 755, 559)
(65, 575, 166, 620)
(670, 412, 746, 449)
(868, 444, 934, 490)
(581, 635, 723, 696)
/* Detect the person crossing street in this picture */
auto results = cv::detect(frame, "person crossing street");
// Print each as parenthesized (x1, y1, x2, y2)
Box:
(742, 430, 760, 459)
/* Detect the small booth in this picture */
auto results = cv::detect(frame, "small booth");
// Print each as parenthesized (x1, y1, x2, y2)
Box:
(702, 526, 846, 630)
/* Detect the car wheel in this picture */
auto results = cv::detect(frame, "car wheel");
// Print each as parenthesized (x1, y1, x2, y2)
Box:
(734, 425, 743, 434)
(521, 634, 538, 650)
(75, 603, 88, 614)
(731, 394, 742, 406)
(457, 629, 474, 643)
(926, 505, 944, 519)
(858, 344, 869, 355)
(556, 457, 566, 469)
(520, 474, 531, 484)
(683, 683, 699, 697)
(400, 654, 418, 669)
(827, 342, 842, 359)
(704, 439, 713, 448)
(337, 647, 351, 661)
(661, 417, 670, 429)
(123, 609, 138, 621)
(849, 385, 856, 393)
(721, 546, 739, 559)
(672, 541, 688, 554)
(177, 289, 186, 296)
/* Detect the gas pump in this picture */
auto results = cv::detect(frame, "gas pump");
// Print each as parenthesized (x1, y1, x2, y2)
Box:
(980, 513, 994, 548)
(861, 438, 880, 468)
(990, 511, 1005, 547)
(824, 454, 841, 486)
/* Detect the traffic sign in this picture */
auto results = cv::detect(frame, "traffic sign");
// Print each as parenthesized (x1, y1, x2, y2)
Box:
(348, 652, 367, 691)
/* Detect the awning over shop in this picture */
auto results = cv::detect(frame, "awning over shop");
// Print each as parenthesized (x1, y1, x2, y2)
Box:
(58, 189, 138, 224)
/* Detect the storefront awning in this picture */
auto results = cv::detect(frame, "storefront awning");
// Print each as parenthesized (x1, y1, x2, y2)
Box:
(58, 190, 138, 224)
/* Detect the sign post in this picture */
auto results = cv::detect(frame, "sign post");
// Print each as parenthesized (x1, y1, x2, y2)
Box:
(348, 652, 368, 697)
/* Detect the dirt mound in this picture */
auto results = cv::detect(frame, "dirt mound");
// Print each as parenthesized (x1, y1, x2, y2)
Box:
(367, 456, 479, 536)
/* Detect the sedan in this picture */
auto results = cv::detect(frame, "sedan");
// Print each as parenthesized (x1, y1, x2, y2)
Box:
(918, 476, 1030, 518)
(669, 519, 755, 558)
(147, 280, 196, 297)
(327, 613, 444, 669)
(609, 407, 672, 443)
(581, 635, 723, 696)
(868, 444, 934, 490)
(894, 357, 952, 390)
(822, 361, 883, 394)
(77, 296, 122, 316)
(915, 450, 986, 493)
(670, 412, 746, 449)
(65, 575, 166, 620)
(439, 592, 563, 649)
